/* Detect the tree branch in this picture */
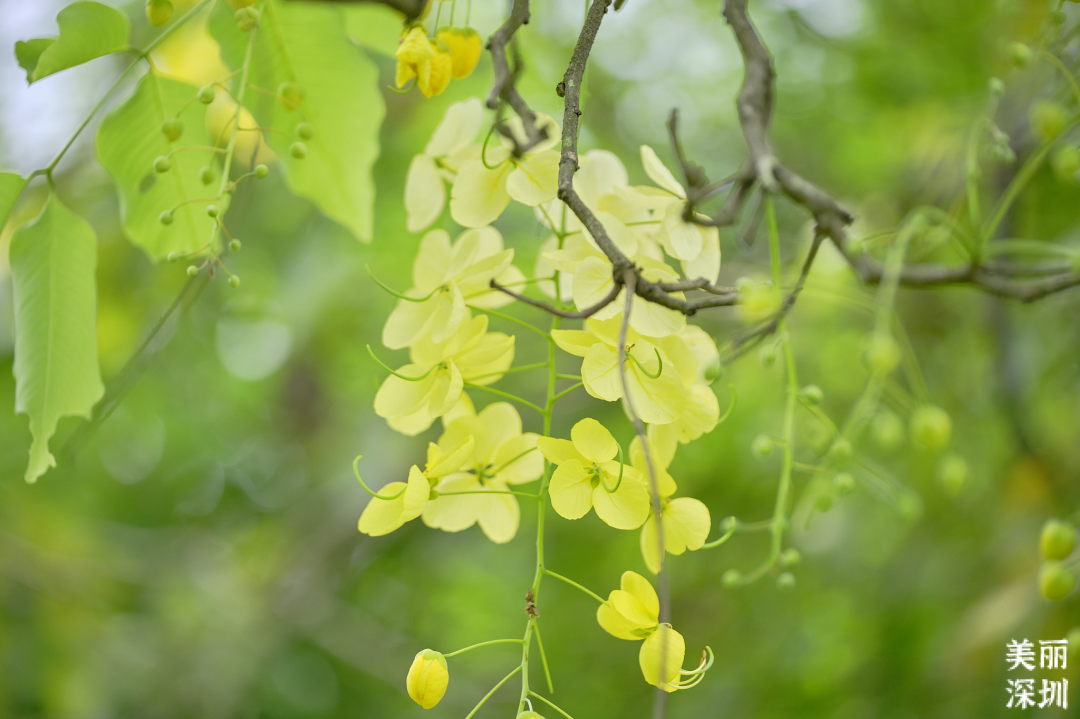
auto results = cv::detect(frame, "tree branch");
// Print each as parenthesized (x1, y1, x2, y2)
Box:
(486, 0, 547, 155)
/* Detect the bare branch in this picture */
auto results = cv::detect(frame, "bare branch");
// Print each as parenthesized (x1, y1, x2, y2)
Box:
(489, 279, 622, 319)
(486, 0, 547, 155)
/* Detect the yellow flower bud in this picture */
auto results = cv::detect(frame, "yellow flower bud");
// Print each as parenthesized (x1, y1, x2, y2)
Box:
(438, 27, 483, 80)
(406, 649, 449, 709)
(146, 0, 174, 27)
(397, 27, 435, 65)
(420, 43, 453, 98)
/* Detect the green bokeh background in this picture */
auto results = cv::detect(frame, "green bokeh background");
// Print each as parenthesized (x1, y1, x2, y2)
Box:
(1, 0, 1079, 717)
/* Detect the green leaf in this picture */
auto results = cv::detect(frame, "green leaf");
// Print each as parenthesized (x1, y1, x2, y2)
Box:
(16, 2, 130, 84)
(10, 193, 105, 484)
(210, 0, 384, 242)
(343, 5, 404, 57)
(0, 172, 27, 229)
(97, 71, 219, 260)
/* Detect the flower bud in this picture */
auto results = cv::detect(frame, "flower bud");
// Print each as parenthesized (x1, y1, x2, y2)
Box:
(1052, 145, 1080, 180)
(833, 472, 855, 496)
(160, 117, 183, 142)
(722, 569, 742, 588)
(406, 649, 449, 709)
(827, 438, 852, 463)
(863, 333, 900, 375)
(146, 0, 173, 27)
(798, 384, 824, 405)
(988, 77, 1006, 100)
(1040, 561, 1076, 601)
(517, 713, 546, 719)
(198, 85, 216, 104)
(872, 410, 904, 452)
(1030, 100, 1068, 142)
(751, 434, 774, 459)
(935, 453, 968, 497)
(910, 405, 951, 452)
(776, 572, 796, 591)
(1067, 626, 1080, 653)
(255, 164, 269, 178)
(1008, 42, 1033, 69)
(779, 547, 801, 568)
(1053, 10, 1067, 24)
(1040, 519, 1078, 561)
(278, 82, 305, 111)
(758, 343, 777, 367)
(814, 492, 834, 513)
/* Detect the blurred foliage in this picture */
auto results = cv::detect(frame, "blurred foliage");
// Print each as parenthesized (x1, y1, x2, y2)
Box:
(1, 0, 1079, 717)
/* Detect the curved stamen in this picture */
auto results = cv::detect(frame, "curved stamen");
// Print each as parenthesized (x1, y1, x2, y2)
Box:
(353, 455, 407, 500)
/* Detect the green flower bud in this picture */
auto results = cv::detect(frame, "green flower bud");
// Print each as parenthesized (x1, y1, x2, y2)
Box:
(758, 343, 778, 367)
(833, 472, 856, 496)
(160, 118, 183, 142)
(228, 275, 241, 288)
(911, 405, 951, 452)
(1052, 10, 1067, 24)
(1040, 561, 1075, 601)
(722, 569, 742, 588)
(751, 434, 774, 459)
(198, 85, 216, 104)
(872, 410, 904, 452)
(166, 252, 180, 263)
(1008, 42, 1033, 69)
(206, 204, 218, 218)
(229, 239, 242, 253)
(296, 122, 314, 140)
(159, 210, 174, 225)
(278, 82, 305, 111)
(936, 453, 968, 497)
(828, 438, 852, 463)
(799, 384, 824, 405)
(864, 333, 901, 375)
(1031, 100, 1068, 142)
(517, 713, 546, 719)
(235, 6, 260, 31)
(718, 516, 739, 534)
(988, 77, 1006, 99)
(1041, 519, 1078, 561)
(255, 164, 269, 178)
(199, 165, 215, 185)
(146, 0, 173, 27)
(153, 156, 171, 173)
(814, 492, 834, 513)
(779, 547, 801, 568)
(1067, 627, 1080, 653)
(1052, 145, 1080, 180)
(776, 572, 796, 591)
(186, 265, 199, 277)
(290, 142, 308, 159)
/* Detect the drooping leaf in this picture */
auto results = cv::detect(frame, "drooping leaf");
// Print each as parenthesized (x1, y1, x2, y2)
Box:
(0, 172, 27, 229)
(210, 0, 384, 242)
(10, 194, 105, 484)
(16, 2, 130, 84)
(97, 71, 219, 260)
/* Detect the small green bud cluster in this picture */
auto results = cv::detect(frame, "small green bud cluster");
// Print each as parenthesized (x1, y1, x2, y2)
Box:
(798, 384, 824, 405)
(935, 453, 968, 496)
(1030, 100, 1068, 143)
(296, 122, 314, 140)
(1051, 145, 1080, 180)
(255, 164, 270, 178)
(863, 333, 900, 375)
(199, 165, 215, 185)
(872, 410, 904, 452)
(161, 118, 183, 142)
(279, 82, 304, 111)
(235, 6, 260, 31)
(146, 0, 173, 27)
(751, 434, 774, 459)
(989, 125, 1015, 164)
(198, 85, 216, 104)
(1040, 562, 1075, 601)
(1008, 42, 1033, 69)
(153, 155, 172, 173)
(910, 405, 951, 453)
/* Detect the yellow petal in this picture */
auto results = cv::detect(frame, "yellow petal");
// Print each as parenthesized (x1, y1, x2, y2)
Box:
(666, 497, 711, 551)
(534, 235, 575, 302)
(358, 481, 410, 536)
(660, 202, 703, 260)
(571, 417, 619, 464)
(582, 343, 623, 402)
(428, 282, 468, 344)
(640, 145, 685, 198)
(425, 361, 464, 418)
(507, 150, 561, 206)
(492, 433, 543, 485)
(592, 470, 650, 530)
(575, 150, 629, 209)
(395, 58, 417, 89)
(406, 649, 449, 709)
(397, 27, 436, 64)
(374, 365, 439, 419)
(610, 588, 656, 628)
(476, 483, 520, 543)
(423, 473, 482, 531)
(382, 297, 437, 350)
(450, 159, 513, 228)
(670, 384, 720, 443)
(583, 211, 638, 258)
(645, 423, 678, 468)
(535, 437, 586, 465)
(548, 460, 594, 520)
(639, 626, 685, 690)
(640, 514, 664, 574)
(572, 256, 621, 321)
(621, 570, 660, 618)
(551, 329, 601, 358)
(475, 401, 522, 462)
(681, 226, 721, 283)
(597, 600, 643, 641)
(426, 436, 475, 478)
(436, 27, 482, 80)
(405, 154, 445, 233)
(426, 97, 484, 157)
(388, 407, 438, 436)
(625, 345, 685, 424)
(629, 435, 677, 497)
(500, 113, 561, 153)
(469, 262, 525, 309)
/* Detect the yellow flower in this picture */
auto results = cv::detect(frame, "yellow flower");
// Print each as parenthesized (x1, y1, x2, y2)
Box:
(596, 571, 710, 691)
(652, 325, 722, 445)
(374, 315, 514, 435)
(552, 317, 686, 425)
(631, 435, 711, 574)
(395, 27, 435, 89)
(450, 114, 561, 228)
(405, 98, 485, 233)
(381, 227, 515, 349)
(419, 42, 453, 98)
(536, 418, 650, 529)
(422, 402, 544, 543)
(357, 438, 474, 536)
(437, 27, 483, 79)
(736, 276, 781, 323)
(406, 649, 449, 708)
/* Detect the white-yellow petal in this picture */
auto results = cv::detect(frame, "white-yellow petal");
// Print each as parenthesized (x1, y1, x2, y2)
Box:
(571, 417, 619, 464)
(382, 297, 437, 350)
(426, 96, 485, 158)
(413, 229, 453, 290)
(450, 159, 512, 228)
(582, 343, 623, 402)
(640, 626, 685, 690)
(551, 329, 601, 358)
(575, 149, 629, 209)
(423, 473, 482, 532)
(507, 150, 560, 206)
(592, 469, 650, 530)
(666, 497, 711, 552)
(681, 226, 721, 284)
(476, 485, 520, 544)
(492, 433, 543, 485)
(374, 365, 439, 419)
(640, 145, 686, 198)
(535, 437, 586, 465)
(572, 256, 622, 321)
(620, 570, 660, 620)
(405, 153, 445, 233)
(598, 601, 644, 641)
(548, 460, 594, 520)
(661, 202, 703, 261)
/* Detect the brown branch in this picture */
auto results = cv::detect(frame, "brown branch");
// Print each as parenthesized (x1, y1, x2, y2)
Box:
(485, 0, 547, 155)
(489, 279, 622, 319)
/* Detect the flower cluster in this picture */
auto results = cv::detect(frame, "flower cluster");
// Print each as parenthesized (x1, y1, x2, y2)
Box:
(360, 96, 729, 712)
(396, 23, 482, 99)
